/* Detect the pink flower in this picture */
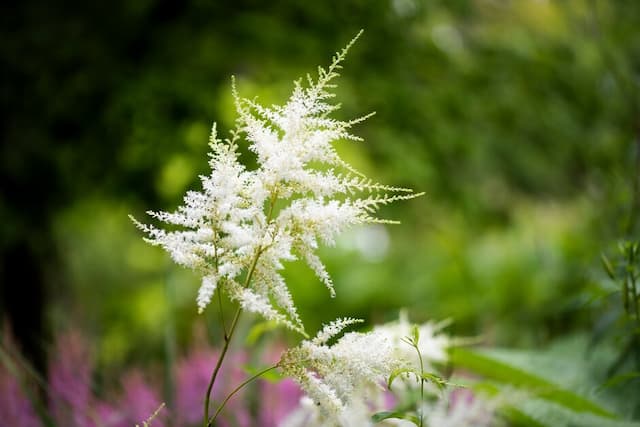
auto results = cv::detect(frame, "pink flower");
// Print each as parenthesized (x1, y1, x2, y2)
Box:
(174, 347, 250, 427)
(258, 378, 302, 427)
(48, 330, 94, 427)
(0, 363, 41, 427)
(118, 370, 165, 427)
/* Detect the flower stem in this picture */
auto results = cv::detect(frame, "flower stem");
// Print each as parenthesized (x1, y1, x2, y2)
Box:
(203, 306, 242, 427)
(418, 352, 425, 427)
(209, 364, 279, 425)
(202, 245, 268, 427)
(217, 290, 227, 338)
(203, 191, 278, 427)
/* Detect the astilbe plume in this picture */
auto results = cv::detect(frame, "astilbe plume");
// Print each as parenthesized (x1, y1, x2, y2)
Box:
(277, 313, 461, 427)
(279, 318, 401, 421)
(373, 311, 450, 383)
(423, 388, 495, 427)
(131, 31, 422, 336)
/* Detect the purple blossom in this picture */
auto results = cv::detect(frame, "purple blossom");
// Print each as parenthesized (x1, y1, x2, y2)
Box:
(48, 330, 95, 427)
(118, 370, 165, 427)
(258, 378, 302, 427)
(0, 363, 42, 427)
(174, 347, 250, 427)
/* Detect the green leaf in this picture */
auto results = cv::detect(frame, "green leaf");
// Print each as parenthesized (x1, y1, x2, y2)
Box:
(500, 405, 548, 427)
(515, 399, 640, 427)
(371, 410, 419, 425)
(420, 372, 447, 390)
(387, 367, 419, 389)
(598, 372, 640, 391)
(243, 365, 283, 383)
(469, 380, 640, 427)
(449, 347, 616, 417)
(601, 253, 617, 280)
(411, 324, 420, 345)
(245, 320, 280, 345)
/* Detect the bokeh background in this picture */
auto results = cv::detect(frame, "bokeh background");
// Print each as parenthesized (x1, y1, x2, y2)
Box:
(1, 0, 639, 421)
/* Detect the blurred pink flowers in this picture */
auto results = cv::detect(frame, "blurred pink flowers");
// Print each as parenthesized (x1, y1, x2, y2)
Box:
(0, 330, 303, 427)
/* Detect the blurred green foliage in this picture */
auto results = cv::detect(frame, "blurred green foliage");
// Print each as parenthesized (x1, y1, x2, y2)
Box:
(1, 0, 639, 387)
(451, 334, 640, 425)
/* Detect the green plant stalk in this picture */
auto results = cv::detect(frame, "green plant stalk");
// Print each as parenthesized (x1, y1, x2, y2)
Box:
(209, 364, 279, 424)
(213, 238, 228, 339)
(164, 270, 177, 415)
(416, 345, 425, 427)
(203, 306, 242, 427)
(217, 289, 228, 338)
(632, 273, 640, 324)
(403, 336, 426, 427)
(623, 276, 630, 313)
(202, 250, 264, 427)
(203, 192, 279, 427)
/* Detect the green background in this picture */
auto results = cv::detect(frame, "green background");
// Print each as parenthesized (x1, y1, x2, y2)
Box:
(1, 0, 638, 391)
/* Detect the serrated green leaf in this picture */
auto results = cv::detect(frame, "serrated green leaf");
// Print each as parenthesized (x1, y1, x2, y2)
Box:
(420, 372, 446, 390)
(388, 367, 419, 389)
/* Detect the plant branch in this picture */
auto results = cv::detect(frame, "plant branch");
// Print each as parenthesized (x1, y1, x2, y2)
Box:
(203, 306, 242, 427)
(416, 346, 425, 427)
(203, 251, 261, 427)
(209, 364, 279, 425)
(203, 191, 278, 427)
(217, 290, 227, 339)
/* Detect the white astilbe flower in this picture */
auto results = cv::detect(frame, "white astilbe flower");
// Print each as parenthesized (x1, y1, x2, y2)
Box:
(279, 396, 414, 427)
(423, 388, 497, 427)
(279, 318, 401, 423)
(374, 310, 450, 374)
(280, 314, 462, 427)
(131, 31, 422, 336)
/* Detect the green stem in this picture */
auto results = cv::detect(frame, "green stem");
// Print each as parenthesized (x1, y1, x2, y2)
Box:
(203, 307, 242, 427)
(418, 351, 425, 427)
(632, 274, 640, 326)
(624, 276, 630, 313)
(217, 290, 227, 338)
(203, 190, 278, 427)
(212, 237, 227, 338)
(209, 364, 279, 425)
(203, 251, 263, 427)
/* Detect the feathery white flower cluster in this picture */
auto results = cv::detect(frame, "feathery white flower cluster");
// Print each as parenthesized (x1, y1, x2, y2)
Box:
(279, 318, 400, 421)
(280, 396, 414, 427)
(278, 313, 497, 427)
(374, 310, 450, 377)
(423, 389, 496, 427)
(279, 313, 455, 426)
(131, 31, 421, 335)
